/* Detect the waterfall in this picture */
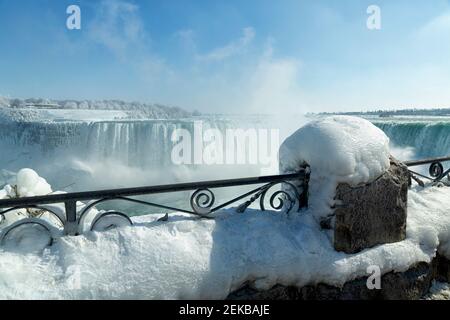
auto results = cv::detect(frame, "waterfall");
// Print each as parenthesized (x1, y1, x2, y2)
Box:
(373, 121, 450, 158)
(0, 115, 276, 174)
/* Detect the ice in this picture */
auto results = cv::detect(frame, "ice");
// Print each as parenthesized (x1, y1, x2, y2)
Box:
(279, 116, 390, 220)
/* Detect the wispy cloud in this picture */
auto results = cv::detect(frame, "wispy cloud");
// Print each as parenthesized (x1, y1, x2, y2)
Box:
(87, 0, 173, 89)
(173, 29, 197, 53)
(89, 0, 146, 57)
(243, 45, 303, 114)
(196, 27, 255, 62)
(152, 38, 305, 114)
(417, 11, 450, 38)
(82, 2, 304, 113)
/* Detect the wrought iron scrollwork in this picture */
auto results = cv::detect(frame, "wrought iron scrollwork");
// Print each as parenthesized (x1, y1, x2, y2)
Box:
(0, 205, 66, 227)
(0, 217, 61, 251)
(90, 211, 133, 232)
(429, 162, 445, 179)
(190, 189, 215, 215)
(236, 181, 301, 213)
(76, 174, 308, 231)
(0, 170, 309, 245)
(260, 181, 300, 212)
(406, 157, 450, 186)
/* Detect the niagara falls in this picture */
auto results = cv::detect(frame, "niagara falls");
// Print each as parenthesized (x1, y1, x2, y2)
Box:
(1, 0, 450, 311)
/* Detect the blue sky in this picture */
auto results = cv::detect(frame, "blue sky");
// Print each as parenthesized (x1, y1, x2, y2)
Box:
(1, 0, 450, 113)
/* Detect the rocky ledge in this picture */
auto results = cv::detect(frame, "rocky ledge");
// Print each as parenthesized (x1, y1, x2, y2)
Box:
(227, 254, 450, 300)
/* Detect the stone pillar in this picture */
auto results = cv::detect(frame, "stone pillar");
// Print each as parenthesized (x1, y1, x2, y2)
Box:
(334, 157, 409, 254)
(436, 253, 450, 282)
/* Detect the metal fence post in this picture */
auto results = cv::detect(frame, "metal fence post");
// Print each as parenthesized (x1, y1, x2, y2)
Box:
(64, 200, 78, 236)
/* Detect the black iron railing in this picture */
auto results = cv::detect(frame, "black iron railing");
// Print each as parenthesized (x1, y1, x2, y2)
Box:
(0, 169, 310, 239)
(0, 155, 446, 246)
(405, 156, 450, 186)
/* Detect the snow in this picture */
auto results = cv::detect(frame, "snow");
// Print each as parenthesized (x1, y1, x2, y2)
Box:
(407, 185, 450, 258)
(15, 168, 52, 197)
(0, 96, 193, 121)
(279, 116, 390, 184)
(0, 107, 147, 122)
(0, 96, 8, 108)
(279, 115, 390, 220)
(0, 169, 449, 299)
(0, 169, 66, 235)
(34, 109, 130, 122)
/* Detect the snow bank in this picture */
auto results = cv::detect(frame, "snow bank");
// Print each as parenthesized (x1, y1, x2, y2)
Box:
(0, 180, 449, 299)
(0, 168, 51, 200)
(0, 130, 448, 299)
(407, 186, 450, 258)
(15, 168, 52, 197)
(0, 168, 64, 234)
(279, 116, 390, 220)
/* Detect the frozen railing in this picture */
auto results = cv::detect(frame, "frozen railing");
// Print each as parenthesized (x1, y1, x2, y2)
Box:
(405, 156, 450, 186)
(0, 155, 447, 249)
(0, 169, 310, 242)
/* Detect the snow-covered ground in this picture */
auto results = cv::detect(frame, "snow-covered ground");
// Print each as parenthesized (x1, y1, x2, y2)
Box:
(0, 115, 448, 299)
(0, 182, 448, 299)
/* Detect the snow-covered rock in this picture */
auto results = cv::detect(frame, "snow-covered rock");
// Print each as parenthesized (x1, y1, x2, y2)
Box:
(0, 169, 62, 229)
(334, 157, 408, 253)
(279, 116, 390, 220)
(15, 169, 52, 197)
(2, 168, 52, 198)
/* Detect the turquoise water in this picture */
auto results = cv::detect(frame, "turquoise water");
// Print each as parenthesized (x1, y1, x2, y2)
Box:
(369, 116, 450, 159)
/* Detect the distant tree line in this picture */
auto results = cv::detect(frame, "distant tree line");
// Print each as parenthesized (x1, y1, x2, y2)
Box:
(316, 108, 450, 117)
(0, 97, 202, 119)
